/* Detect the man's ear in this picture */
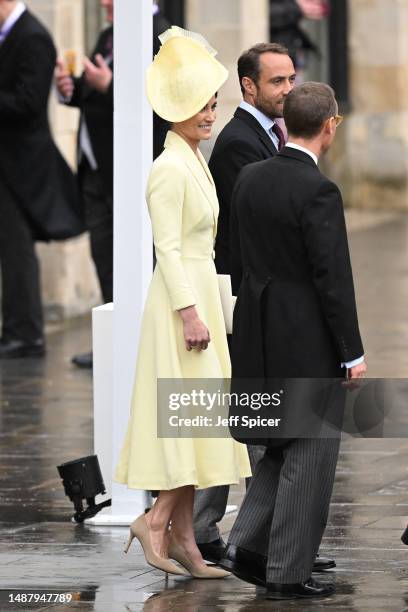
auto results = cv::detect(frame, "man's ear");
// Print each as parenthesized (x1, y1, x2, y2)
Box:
(242, 76, 256, 97)
(324, 116, 335, 136)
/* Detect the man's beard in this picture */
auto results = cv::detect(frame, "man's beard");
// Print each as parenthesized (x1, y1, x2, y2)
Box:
(254, 93, 283, 120)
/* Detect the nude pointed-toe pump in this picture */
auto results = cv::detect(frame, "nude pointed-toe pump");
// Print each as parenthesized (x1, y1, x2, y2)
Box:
(168, 537, 231, 579)
(124, 514, 187, 576)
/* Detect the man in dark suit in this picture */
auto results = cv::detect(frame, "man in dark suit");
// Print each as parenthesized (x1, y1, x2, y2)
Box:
(219, 82, 366, 599)
(56, 0, 114, 369)
(209, 42, 295, 275)
(195, 41, 336, 566)
(0, 1, 82, 358)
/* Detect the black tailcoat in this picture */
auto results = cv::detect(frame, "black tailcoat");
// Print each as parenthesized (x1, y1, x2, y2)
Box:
(209, 107, 278, 273)
(0, 10, 83, 240)
(230, 147, 364, 380)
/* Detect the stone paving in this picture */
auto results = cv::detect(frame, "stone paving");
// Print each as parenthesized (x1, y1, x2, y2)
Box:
(1, 212, 408, 611)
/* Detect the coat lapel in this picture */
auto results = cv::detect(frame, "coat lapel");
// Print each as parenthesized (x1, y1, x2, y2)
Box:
(0, 10, 28, 63)
(234, 107, 278, 157)
(164, 131, 219, 238)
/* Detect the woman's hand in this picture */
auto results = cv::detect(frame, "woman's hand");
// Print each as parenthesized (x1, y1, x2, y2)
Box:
(179, 306, 211, 351)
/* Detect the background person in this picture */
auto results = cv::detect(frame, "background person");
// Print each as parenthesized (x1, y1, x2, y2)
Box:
(269, 0, 328, 70)
(0, 0, 82, 359)
(55, 0, 114, 370)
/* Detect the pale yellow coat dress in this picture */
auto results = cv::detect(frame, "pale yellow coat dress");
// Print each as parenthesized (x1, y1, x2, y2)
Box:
(115, 130, 251, 490)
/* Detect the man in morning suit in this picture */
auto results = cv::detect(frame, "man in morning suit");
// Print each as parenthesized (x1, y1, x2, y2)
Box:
(194, 42, 334, 573)
(56, 0, 114, 369)
(0, 0, 82, 358)
(219, 82, 366, 600)
(193, 41, 296, 561)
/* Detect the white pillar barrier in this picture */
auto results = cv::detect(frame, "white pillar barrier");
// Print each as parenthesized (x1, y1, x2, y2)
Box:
(87, 0, 153, 525)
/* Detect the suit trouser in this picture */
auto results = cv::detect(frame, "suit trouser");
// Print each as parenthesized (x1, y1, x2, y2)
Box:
(0, 180, 43, 342)
(80, 160, 113, 303)
(193, 443, 264, 542)
(228, 437, 340, 583)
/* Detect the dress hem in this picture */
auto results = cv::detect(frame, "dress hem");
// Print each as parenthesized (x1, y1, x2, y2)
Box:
(114, 472, 251, 492)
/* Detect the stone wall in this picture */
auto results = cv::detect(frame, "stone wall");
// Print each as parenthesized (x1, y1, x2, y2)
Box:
(326, 0, 408, 210)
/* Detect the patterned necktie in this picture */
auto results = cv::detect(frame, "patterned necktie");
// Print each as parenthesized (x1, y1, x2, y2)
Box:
(271, 123, 286, 152)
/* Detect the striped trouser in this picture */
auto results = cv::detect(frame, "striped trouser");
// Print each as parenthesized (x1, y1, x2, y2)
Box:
(193, 444, 265, 543)
(228, 437, 340, 583)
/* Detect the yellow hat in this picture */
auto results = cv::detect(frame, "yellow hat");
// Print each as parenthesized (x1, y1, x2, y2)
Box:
(146, 26, 228, 123)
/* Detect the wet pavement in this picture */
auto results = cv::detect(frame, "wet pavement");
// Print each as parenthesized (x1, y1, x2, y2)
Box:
(1, 212, 408, 611)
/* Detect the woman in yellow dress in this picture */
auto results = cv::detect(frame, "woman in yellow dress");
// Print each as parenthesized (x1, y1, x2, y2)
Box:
(114, 26, 251, 578)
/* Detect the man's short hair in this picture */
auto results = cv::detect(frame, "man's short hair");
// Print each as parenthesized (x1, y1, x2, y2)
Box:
(284, 82, 337, 139)
(237, 43, 289, 95)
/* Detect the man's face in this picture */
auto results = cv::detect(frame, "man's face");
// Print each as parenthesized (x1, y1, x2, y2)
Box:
(251, 53, 296, 119)
(100, 0, 113, 23)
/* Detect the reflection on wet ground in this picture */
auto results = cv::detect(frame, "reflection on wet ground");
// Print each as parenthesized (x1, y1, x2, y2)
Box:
(1, 216, 408, 610)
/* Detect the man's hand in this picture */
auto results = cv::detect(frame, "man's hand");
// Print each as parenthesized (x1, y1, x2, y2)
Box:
(348, 361, 367, 380)
(55, 58, 74, 99)
(84, 54, 113, 93)
(343, 360, 367, 391)
(296, 0, 327, 20)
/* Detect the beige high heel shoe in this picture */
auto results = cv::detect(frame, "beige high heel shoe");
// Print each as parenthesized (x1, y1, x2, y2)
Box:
(124, 514, 186, 576)
(168, 537, 231, 579)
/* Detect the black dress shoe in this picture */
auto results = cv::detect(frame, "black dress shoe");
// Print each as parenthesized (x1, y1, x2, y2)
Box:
(71, 351, 93, 369)
(266, 577, 335, 600)
(0, 338, 45, 358)
(197, 537, 226, 564)
(218, 545, 266, 586)
(313, 553, 336, 571)
(219, 545, 336, 587)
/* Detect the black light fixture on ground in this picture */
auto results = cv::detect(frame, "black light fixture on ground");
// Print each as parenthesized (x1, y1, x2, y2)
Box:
(57, 455, 111, 523)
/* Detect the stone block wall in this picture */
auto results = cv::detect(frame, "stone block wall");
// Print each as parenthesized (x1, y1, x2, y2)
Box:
(326, 0, 408, 210)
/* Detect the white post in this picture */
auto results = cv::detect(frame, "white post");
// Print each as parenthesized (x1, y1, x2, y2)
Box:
(88, 0, 153, 525)
(112, 0, 153, 519)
